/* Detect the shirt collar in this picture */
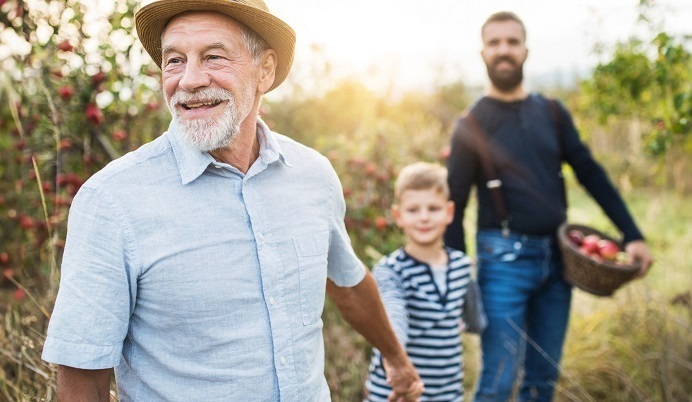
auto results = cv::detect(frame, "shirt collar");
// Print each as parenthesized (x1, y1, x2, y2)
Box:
(256, 118, 291, 168)
(168, 118, 291, 185)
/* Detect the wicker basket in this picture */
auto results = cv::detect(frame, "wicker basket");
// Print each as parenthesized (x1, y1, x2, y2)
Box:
(557, 223, 639, 296)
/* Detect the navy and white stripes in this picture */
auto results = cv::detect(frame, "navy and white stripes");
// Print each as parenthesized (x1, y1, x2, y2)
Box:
(365, 248, 472, 401)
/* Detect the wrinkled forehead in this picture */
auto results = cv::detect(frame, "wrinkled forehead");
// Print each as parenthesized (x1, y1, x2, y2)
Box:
(162, 10, 244, 40)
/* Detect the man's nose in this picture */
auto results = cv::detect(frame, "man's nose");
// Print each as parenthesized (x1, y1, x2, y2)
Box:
(496, 41, 512, 55)
(179, 61, 211, 92)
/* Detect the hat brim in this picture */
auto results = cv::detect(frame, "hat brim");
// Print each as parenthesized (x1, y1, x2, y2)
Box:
(135, 0, 295, 93)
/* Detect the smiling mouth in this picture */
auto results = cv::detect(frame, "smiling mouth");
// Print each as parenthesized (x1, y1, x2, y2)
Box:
(181, 100, 223, 110)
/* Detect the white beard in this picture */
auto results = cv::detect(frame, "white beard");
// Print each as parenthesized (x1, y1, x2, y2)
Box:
(167, 87, 255, 152)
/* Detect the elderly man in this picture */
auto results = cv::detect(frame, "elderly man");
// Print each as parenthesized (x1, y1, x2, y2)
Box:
(42, 1, 423, 400)
(444, 11, 654, 402)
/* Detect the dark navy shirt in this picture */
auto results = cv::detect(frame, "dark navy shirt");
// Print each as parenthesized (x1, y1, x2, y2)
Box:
(444, 94, 643, 252)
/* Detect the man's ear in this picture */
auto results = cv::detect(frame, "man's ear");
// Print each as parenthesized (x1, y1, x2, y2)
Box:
(257, 49, 277, 94)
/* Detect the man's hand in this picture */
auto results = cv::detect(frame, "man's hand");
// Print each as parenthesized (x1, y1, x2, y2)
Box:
(625, 240, 654, 278)
(326, 272, 424, 401)
(383, 355, 424, 402)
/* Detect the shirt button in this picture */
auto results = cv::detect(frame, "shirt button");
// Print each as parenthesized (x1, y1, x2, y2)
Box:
(214, 165, 222, 169)
(269, 297, 275, 306)
(514, 242, 522, 250)
(281, 356, 287, 366)
(257, 233, 265, 242)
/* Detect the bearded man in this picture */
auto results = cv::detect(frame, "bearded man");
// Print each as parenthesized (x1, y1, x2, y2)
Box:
(444, 11, 653, 402)
(41, 1, 424, 401)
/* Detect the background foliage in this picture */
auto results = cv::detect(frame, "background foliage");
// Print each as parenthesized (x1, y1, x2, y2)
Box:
(0, 0, 690, 401)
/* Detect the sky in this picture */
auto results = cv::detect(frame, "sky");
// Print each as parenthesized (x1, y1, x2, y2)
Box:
(263, 0, 691, 97)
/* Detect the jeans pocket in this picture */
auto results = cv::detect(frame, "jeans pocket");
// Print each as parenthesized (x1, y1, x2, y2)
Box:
(293, 233, 329, 326)
(477, 233, 519, 262)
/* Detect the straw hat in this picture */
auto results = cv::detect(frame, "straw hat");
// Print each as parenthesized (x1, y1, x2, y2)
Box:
(135, 0, 296, 92)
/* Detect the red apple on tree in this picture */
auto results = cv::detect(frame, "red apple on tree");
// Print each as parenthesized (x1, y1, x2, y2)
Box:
(58, 85, 74, 100)
(86, 103, 104, 125)
(374, 216, 388, 231)
(56, 40, 73, 52)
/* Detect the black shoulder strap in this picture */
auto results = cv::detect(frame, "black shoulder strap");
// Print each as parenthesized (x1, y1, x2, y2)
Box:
(460, 111, 511, 235)
(460, 98, 567, 234)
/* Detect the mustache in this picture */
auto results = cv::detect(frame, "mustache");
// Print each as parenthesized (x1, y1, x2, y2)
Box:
(492, 55, 517, 67)
(169, 88, 234, 107)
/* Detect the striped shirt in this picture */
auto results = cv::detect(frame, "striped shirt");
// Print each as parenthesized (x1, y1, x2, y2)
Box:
(365, 247, 472, 402)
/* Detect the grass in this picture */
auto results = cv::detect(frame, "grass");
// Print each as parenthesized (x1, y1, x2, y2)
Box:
(325, 183, 692, 401)
(558, 292, 691, 401)
(0, 185, 689, 401)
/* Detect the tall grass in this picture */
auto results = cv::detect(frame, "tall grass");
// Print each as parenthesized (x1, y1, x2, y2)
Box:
(558, 291, 691, 401)
(324, 183, 692, 401)
(0, 185, 689, 401)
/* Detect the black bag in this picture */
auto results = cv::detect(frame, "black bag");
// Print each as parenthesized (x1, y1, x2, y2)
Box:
(462, 279, 488, 334)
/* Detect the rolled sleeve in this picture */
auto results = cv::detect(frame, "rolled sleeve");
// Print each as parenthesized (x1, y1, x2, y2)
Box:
(325, 163, 366, 287)
(42, 186, 137, 369)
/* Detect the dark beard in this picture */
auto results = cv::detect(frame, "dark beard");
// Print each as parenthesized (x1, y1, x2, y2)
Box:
(486, 59, 524, 92)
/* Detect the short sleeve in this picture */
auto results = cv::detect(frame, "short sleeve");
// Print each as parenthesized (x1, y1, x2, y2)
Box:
(42, 186, 138, 369)
(324, 163, 366, 287)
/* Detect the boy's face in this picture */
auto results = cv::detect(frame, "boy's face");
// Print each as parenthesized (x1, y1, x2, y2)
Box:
(392, 188, 455, 249)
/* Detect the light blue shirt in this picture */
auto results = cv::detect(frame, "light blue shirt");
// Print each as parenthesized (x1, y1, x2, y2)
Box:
(42, 119, 366, 401)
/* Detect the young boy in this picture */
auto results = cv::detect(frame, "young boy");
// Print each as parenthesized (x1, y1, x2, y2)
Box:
(365, 162, 473, 402)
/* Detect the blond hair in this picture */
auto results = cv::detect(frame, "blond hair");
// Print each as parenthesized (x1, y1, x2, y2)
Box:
(394, 162, 449, 201)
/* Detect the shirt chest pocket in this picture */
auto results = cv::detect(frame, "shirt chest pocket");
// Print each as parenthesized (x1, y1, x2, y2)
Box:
(293, 232, 329, 326)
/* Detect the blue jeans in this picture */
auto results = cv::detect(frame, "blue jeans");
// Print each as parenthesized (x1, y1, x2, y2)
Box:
(474, 229, 572, 402)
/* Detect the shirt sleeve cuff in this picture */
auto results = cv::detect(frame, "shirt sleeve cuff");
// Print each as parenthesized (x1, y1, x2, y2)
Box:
(328, 263, 366, 287)
(42, 337, 122, 369)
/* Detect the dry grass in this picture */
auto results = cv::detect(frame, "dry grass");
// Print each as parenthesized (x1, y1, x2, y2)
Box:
(0, 288, 55, 402)
(1, 188, 689, 401)
(556, 287, 691, 402)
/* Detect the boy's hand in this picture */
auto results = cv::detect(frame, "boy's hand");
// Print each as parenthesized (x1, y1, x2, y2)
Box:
(383, 357, 424, 401)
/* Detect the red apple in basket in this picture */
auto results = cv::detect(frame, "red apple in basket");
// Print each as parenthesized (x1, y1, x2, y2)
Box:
(597, 239, 619, 261)
(567, 229, 584, 246)
(580, 234, 600, 254)
(578, 245, 593, 257)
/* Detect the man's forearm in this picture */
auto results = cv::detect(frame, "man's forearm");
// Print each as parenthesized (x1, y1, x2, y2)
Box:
(326, 271, 408, 363)
(327, 271, 423, 400)
(57, 366, 112, 402)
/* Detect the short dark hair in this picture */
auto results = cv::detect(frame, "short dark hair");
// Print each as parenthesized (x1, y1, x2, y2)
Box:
(481, 11, 526, 40)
